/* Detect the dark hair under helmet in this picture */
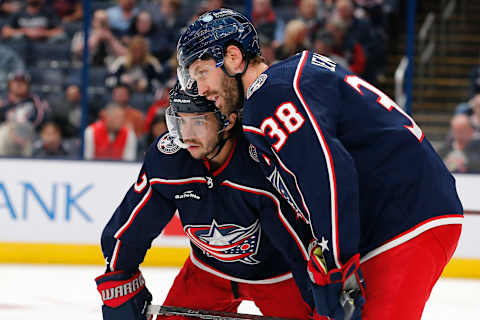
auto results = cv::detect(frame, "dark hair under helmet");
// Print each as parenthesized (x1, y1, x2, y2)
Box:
(176, 8, 261, 95)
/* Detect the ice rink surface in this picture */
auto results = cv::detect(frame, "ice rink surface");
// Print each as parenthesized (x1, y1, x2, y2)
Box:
(1, 264, 479, 320)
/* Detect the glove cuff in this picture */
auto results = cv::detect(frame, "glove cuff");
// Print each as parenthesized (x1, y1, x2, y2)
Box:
(96, 270, 146, 308)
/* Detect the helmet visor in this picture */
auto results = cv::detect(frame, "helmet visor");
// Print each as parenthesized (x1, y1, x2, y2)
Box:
(166, 107, 222, 148)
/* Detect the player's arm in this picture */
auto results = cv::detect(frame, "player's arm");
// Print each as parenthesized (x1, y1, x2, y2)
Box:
(257, 193, 315, 309)
(96, 159, 177, 320)
(245, 79, 364, 318)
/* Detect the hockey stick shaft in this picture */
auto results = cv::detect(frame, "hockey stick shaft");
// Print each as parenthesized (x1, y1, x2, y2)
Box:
(146, 305, 296, 320)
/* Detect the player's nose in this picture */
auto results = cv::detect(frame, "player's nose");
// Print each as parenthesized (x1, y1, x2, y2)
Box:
(196, 80, 209, 97)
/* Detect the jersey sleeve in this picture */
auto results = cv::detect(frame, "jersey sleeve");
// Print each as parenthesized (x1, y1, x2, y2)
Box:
(257, 192, 314, 307)
(101, 158, 177, 272)
(244, 55, 360, 271)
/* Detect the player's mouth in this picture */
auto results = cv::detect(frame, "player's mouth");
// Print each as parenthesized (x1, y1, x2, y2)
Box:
(186, 143, 201, 152)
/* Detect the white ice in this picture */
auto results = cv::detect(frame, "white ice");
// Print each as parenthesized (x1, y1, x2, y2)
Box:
(0, 264, 478, 319)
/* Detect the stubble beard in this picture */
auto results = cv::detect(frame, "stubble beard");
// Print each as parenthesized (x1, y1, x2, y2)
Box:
(185, 136, 221, 160)
(221, 73, 240, 115)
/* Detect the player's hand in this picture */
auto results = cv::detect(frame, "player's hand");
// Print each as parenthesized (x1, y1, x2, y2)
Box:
(307, 248, 365, 320)
(95, 269, 152, 320)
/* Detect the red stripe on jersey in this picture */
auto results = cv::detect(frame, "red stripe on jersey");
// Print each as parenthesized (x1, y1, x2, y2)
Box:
(212, 138, 237, 176)
(150, 178, 207, 185)
(293, 51, 341, 268)
(220, 180, 309, 260)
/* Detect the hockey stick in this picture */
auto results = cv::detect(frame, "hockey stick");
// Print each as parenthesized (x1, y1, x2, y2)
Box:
(146, 305, 296, 320)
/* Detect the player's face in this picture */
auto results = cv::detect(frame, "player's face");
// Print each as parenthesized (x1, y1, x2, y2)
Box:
(178, 112, 221, 160)
(189, 59, 240, 115)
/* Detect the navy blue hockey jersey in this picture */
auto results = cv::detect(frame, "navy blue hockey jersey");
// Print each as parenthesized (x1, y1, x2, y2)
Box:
(101, 133, 314, 303)
(242, 51, 463, 271)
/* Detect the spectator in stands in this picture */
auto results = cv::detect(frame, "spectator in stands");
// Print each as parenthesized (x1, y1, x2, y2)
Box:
(0, 0, 22, 18)
(106, 35, 167, 93)
(144, 85, 169, 134)
(334, 0, 384, 83)
(297, 0, 326, 43)
(0, 70, 49, 129)
(124, 11, 165, 62)
(252, 0, 285, 47)
(32, 119, 78, 158)
(312, 29, 350, 70)
(353, 0, 386, 33)
(469, 93, 480, 135)
(437, 114, 480, 173)
(274, 19, 308, 61)
(258, 32, 276, 66)
(101, 83, 145, 137)
(106, 0, 139, 36)
(324, 14, 366, 75)
(148, 0, 185, 63)
(84, 102, 137, 161)
(2, 0, 65, 42)
(49, 0, 83, 23)
(0, 44, 25, 91)
(0, 120, 34, 157)
(50, 83, 86, 138)
(71, 9, 127, 67)
(194, 0, 223, 17)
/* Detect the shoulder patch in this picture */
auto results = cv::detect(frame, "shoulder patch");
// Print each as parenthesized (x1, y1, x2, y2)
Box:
(248, 144, 260, 162)
(157, 134, 180, 155)
(247, 74, 267, 100)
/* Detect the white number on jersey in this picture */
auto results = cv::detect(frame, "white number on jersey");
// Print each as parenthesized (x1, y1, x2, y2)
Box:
(261, 102, 305, 152)
(344, 75, 424, 141)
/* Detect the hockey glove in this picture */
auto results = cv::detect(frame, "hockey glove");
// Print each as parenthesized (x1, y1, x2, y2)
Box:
(95, 269, 152, 320)
(307, 248, 365, 320)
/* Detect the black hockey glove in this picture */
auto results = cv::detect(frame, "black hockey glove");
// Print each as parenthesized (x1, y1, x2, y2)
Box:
(95, 269, 152, 320)
(307, 248, 365, 320)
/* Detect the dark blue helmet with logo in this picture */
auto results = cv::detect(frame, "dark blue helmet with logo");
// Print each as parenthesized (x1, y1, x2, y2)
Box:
(176, 8, 261, 95)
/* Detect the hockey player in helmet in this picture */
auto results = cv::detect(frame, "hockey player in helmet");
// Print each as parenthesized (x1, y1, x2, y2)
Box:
(178, 8, 463, 320)
(166, 82, 235, 161)
(95, 83, 315, 320)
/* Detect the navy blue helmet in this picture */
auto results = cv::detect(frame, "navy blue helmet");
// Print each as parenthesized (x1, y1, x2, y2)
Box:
(176, 8, 261, 95)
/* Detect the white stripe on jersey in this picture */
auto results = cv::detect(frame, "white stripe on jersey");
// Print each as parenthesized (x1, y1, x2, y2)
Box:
(360, 216, 464, 264)
(293, 51, 341, 268)
(243, 125, 265, 136)
(111, 239, 121, 270)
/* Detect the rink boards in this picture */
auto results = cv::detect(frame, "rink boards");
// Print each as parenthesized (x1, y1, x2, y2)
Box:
(0, 158, 479, 278)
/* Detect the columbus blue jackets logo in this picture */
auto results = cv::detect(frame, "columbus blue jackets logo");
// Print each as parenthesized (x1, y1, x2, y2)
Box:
(185, 220, 261, 265)
(157, 134, 180, 154)
(267, 166, 308, 223)
(249, 144, 260, 162)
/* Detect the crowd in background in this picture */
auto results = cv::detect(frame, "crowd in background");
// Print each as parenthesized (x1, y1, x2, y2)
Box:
(0, 0, 403, 162)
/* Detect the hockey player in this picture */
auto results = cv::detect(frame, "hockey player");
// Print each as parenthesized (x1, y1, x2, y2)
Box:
(95, 84, 315, 320)
(176, 8, 464, 320)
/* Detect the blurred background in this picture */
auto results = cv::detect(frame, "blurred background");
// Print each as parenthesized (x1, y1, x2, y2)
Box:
(0, 0, 479, 317)
(0, 0, 478, 165)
